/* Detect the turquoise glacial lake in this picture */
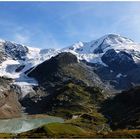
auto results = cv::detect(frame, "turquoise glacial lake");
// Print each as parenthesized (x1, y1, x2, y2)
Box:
(0, 116, 64, 133)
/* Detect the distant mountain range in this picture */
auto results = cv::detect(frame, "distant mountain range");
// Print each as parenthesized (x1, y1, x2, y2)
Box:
(0, 34, 140, 137)
(0, 34, 140, 94)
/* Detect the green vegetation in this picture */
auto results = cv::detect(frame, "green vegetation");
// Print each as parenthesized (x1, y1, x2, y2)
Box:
(66, 113, 108, 131)
(0, 133, 14, 139)
(47, 82, 110, 133)
(16, 122, 96, 138)
(1, 123, 138, 138)
(42, 122, 89, 138)
(49, 82, 108, 130)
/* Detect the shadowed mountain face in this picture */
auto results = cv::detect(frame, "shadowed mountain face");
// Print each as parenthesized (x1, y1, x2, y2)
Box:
(0, 41, 29, 62)
(101, 49, 137, 72)
(27, 52, 78, 83)
(27, 52, 109, 90)
(101, 86, 140, 130)
(21, 52, 110, 124)
(4, 41, 29, 60)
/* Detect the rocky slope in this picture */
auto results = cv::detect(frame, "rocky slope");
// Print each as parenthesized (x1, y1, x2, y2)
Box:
(21, 52, 110, 116)
(27, 52, 105, 88)
(0, 77, 22, 119)
(62, 34, 140, 91)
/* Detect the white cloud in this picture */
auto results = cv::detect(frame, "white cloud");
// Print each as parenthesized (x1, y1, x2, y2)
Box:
(14, 33, 29, 44)
(39, 31, 63, 49)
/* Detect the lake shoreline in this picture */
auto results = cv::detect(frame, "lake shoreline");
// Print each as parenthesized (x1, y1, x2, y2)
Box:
(0, 114, 64, 134)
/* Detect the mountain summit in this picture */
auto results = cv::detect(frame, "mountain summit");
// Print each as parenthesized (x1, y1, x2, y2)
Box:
(64, 34, 136, 54)
(0, 34, 140, 95)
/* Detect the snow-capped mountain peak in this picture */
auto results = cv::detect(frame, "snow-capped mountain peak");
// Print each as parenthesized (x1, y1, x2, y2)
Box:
(0, 34, 140, 96)
(92, 34, 136, 53)
(69, 41, 84, 50)
(63, 34, 137, 54)
(0, 40, 60, 97)
(99, 34, 134, 45)
(0, 34, 139, 77)
(0, 38, 6, 43)
(61, 34, 140, 67)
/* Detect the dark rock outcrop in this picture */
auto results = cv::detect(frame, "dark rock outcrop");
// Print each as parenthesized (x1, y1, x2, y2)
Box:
(5, 41, 28, 60)
(27, 52, 78, 83)
(102, 86, 140, 130)
(27, 52, 106, 89)
(101, 49, 137, 72)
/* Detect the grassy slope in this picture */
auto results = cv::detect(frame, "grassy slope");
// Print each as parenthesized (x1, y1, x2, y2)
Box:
(46, 82, 109, 132)
(7, 123, 140, 138)
(16, 122, 95, 138)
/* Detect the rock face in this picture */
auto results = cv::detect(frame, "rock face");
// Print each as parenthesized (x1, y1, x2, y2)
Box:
(27, 52, 106, 89)
(4, 41, 29, 60)
(0, 40, 29, 63)
(101, 49, 137, 72)
(0, 78, 22, 119)
(27, 52, 78, 83)
(0, 91, 22, 119)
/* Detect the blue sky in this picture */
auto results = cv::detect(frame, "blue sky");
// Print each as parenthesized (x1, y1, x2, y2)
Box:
(0, 2, 140, 49)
